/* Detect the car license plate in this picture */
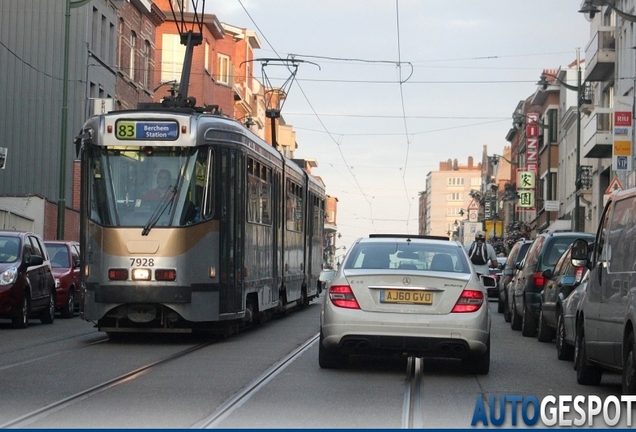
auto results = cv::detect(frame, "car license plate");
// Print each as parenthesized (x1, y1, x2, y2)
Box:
(381, 290, 433, 305)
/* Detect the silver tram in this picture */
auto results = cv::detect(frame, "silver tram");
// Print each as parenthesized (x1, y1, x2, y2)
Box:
(76, 110, 325, 334)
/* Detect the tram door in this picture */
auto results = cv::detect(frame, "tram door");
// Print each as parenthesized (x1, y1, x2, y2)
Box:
(219, 149, 243, 314)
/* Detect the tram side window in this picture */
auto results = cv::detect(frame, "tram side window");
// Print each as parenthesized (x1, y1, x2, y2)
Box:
(313, 196, 324, 238)
(286, 181, 303, 232)
(247, 159, 272, 225)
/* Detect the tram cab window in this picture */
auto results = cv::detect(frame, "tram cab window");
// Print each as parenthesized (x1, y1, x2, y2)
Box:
(87, 146, 212, 227)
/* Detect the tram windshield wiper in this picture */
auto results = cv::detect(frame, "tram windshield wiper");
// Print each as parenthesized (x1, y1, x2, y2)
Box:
(141, 187, 176, 236)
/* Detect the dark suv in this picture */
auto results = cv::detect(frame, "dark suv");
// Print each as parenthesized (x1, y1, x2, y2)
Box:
(498, 239, 532, 318)
(509, 231, 594, 337)
(0, 231, 56, 328)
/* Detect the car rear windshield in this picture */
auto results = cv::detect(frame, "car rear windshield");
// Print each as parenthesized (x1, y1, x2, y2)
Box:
(542, 238, 581, 268)
(344, 241, 470, 273)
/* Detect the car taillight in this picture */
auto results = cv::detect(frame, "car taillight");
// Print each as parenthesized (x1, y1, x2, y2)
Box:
(532, 271, 546, 288)
(451, 289, 484, 313)
(328, 285, 360, 309)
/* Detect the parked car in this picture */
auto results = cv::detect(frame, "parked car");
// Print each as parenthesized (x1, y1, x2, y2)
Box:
(499, 239, 532, 318)
(44, 240, 80, 318)
(0, 231, 56, 328)
(572, 186, 636, 394)
(509, 231, 594, 337)
(537, 240, 591, 343)
(557, 268, 589, 361)
(319, 234, 494, 374)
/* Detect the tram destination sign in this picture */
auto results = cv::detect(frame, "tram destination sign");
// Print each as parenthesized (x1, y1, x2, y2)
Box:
(115, 120, 179, 141)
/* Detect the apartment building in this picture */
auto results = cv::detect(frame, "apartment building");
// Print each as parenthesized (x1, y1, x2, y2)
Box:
(424, 157, 483, 238)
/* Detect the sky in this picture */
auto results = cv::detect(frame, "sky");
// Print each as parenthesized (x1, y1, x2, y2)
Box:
(205, 0, 591, 251)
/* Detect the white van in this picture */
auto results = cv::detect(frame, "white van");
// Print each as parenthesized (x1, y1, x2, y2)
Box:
(571, 187, 636, 394)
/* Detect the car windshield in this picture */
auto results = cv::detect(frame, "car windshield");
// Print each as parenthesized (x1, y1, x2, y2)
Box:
(0, 236, 20, 263)
(343, 241, 470, 273)
(46, 244, 70, 268)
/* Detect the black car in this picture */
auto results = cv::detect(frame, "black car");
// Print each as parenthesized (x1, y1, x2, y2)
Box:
(509, 231, 594, 337)
(498, 239, 532, 318)
(0, 231, 56, 328)
(536, 240, 592, 343)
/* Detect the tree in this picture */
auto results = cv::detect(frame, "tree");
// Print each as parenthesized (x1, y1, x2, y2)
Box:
(502, 221, 533, 254)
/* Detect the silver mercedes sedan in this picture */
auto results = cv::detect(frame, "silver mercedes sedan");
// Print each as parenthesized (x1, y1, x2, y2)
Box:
(319, 234, 493, 374)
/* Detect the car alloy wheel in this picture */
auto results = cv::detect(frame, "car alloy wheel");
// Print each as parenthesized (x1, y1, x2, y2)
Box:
(575, 323, 602, 385)
(556, 312, 574, 361)
(623, 331, 636, 394)
(61, 289, 75, 318)
(12, 294, 29, 329)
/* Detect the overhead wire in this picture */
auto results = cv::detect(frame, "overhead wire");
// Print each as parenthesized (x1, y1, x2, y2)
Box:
(395, 0, 414, 233)
(237, 0, 380, 233)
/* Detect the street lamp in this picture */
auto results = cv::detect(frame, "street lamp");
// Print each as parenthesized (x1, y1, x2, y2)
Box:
(536, 50, 583, 232)
(578, 0, 636, 21)
(58, 0, 91, 240)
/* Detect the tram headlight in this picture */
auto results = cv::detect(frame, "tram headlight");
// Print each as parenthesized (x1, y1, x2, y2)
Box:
(209, 267, 216, 278)
(132, 268, 151, 281)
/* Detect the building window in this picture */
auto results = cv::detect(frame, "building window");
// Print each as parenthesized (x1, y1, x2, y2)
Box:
(129, 31, 137, 80)
(117, 18, 124, 70)
(204, 41, 210, 73)
(217, 54, 230, 85)
(471, 177, 481, 186)
(143, 40, 151, 88)
(447, 177, 464, 186)
(447, 193, 462, 201)
(161, 34, 185, 83)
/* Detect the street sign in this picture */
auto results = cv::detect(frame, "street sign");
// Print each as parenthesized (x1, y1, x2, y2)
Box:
(467, 198, 479, 210)
(544, 200, 560, 211)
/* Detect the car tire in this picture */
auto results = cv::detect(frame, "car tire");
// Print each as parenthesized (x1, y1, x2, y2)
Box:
(497, 295, 504, 313)
(61, 288, 75, 318)
(622, 331, 636, 394)
(464, 335, 490, 375)
(503, 292, 511, 323)
(521, 301, 537, 337)
(11, 293, 29, 329)
(318, 331, 347, 369)
(39, 289, 55, 324)
(537, 309, 553, 342)
(575, 323, 602, 385)
(510, 298, 522, 331)
(556, 312, 574, 361)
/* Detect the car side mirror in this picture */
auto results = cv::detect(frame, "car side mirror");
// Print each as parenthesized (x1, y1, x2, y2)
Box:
(319, 269, 336, 283)
(480, 275, 497, 288)
(570, 238, 589, 268)
(28, 255, 44, 266)
(542, 269, 553, 279)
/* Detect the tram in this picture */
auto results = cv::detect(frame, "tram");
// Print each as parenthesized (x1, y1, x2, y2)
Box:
(76, 110, 325, 334)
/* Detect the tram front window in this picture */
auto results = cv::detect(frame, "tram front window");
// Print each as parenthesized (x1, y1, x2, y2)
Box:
(89, 146, 211, 227)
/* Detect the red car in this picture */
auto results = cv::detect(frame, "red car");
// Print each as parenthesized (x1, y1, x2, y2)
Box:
(44, 241, 80, 318)
(0, 231, 56, 328)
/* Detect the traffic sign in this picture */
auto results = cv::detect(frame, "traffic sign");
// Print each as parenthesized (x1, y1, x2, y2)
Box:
(467, 198, 479, 210)
(605, 176, 624, 195)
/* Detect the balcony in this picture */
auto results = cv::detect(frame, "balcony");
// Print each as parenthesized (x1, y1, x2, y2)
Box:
(582, 108, 612, 158)
(584, 27, 615, 82)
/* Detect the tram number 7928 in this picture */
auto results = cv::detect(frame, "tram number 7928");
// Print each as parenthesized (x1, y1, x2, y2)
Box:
(130, 258, 155, 267)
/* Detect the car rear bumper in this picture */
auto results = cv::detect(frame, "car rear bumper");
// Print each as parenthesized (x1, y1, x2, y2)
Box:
(321, 305, 490, 358)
